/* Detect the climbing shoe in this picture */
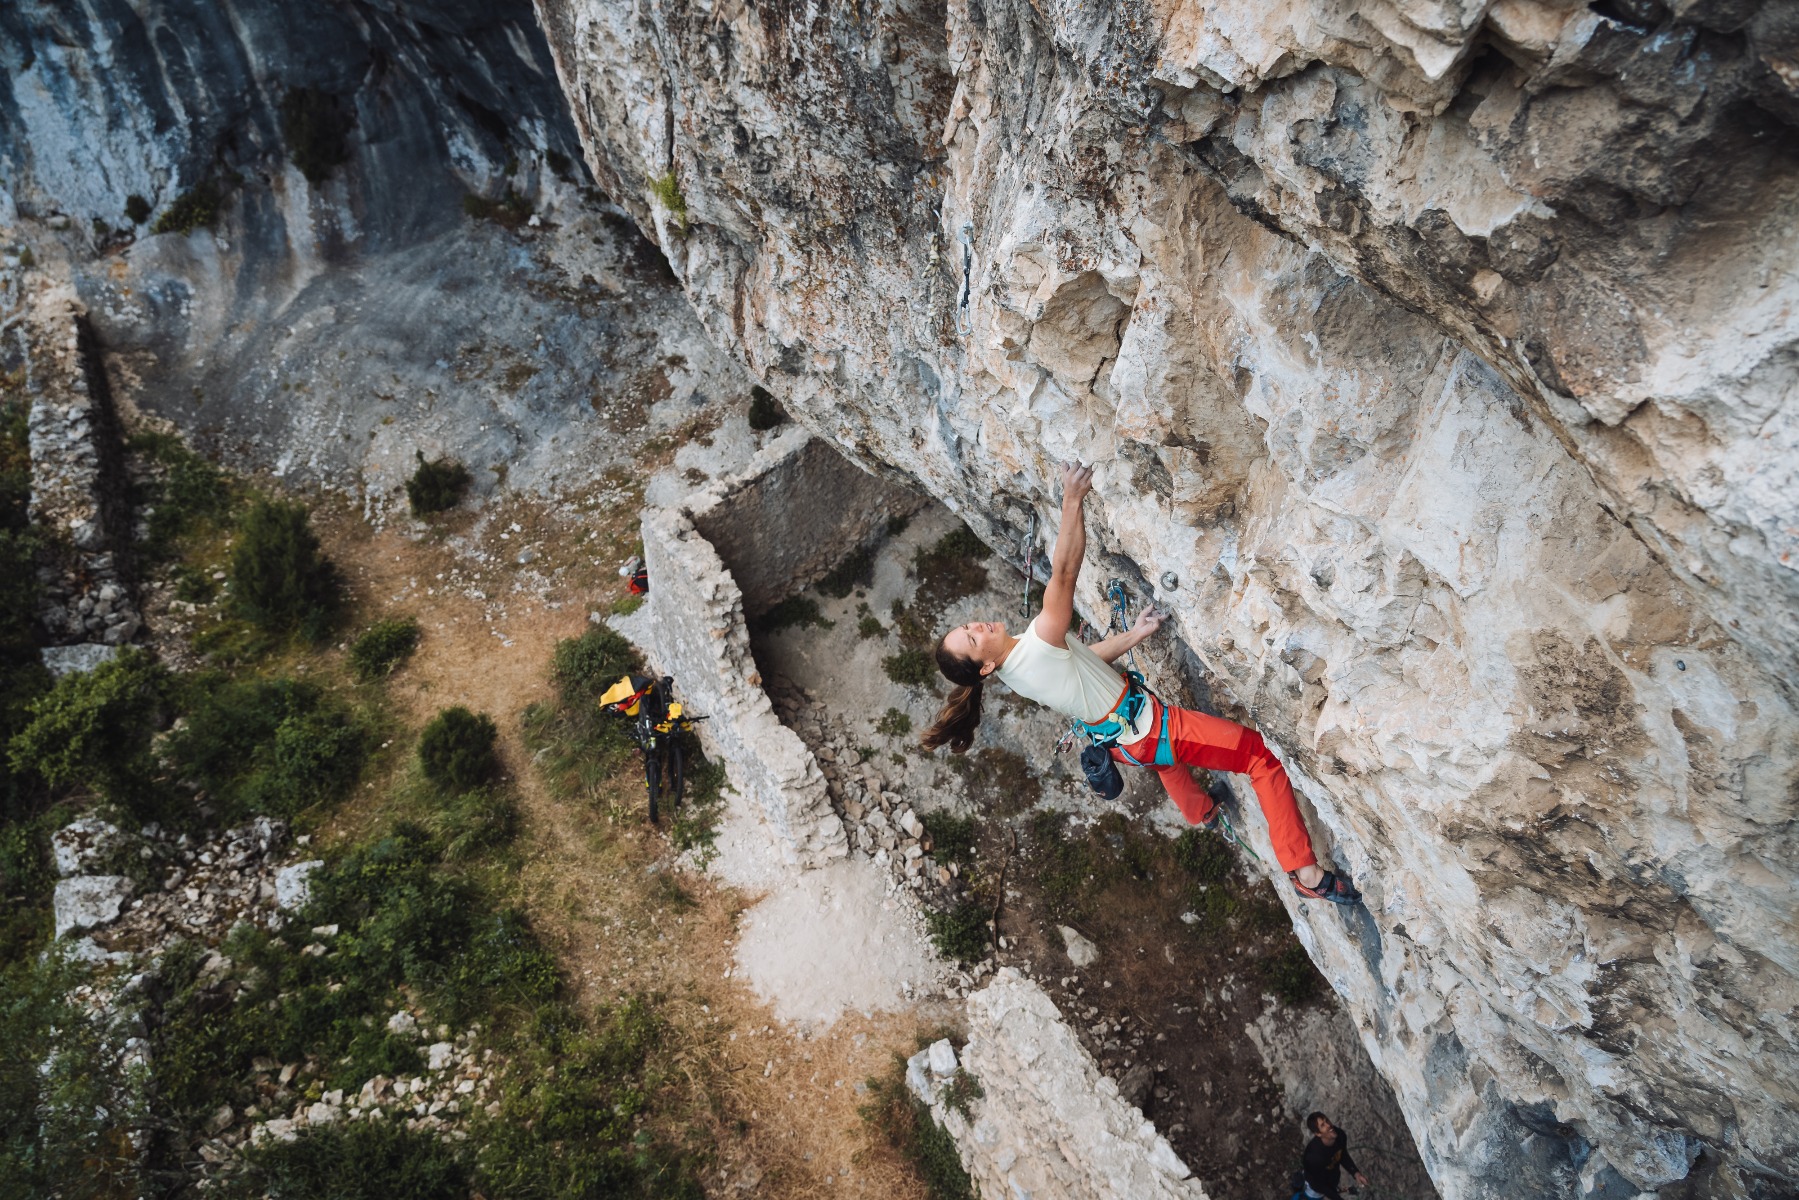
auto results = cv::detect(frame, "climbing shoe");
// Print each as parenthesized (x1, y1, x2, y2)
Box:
(1191, 802, 1221, 834)
(1290, 869, 1362, 906)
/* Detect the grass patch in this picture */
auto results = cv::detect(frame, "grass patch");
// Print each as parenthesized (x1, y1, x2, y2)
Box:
(860, 1052, 975, 1200)
(951, 747, 1040, 816)
(1263, 940, 1323, 1005)
(941, 1068, 985, 1121)
(669, 751, 727, 869)
(233, 1119, 468, 1200)
(649, 172, 688, 231)
(349, 616, 421, 682)
(462, 189, 531, 230)
(882, 647, 934, 689)
(152, 181, 222, 235)
(551, 626, 641, 704)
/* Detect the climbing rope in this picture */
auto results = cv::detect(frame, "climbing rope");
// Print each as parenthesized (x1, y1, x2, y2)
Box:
(955, 223, 974, 338)
(1019, 508, 1038, 619)
(1214, 806, 1264, 866)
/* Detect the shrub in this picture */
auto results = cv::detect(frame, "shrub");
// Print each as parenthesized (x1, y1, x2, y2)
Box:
(746, 385, 786, 431)
(882, 647, 935, 688)
(165, 676, 363, 820)
(230, 499, 338, 638)
(860, 1056, 975, 1200)
(875, 707, 912, 738)
(349, 616, 421, 682)
(404, 452, 470, 515)
(858, 613, 886, 639)
(8, 649, 168, 815)
(920, 810, 976, 867)
(127, 430, 232, 560)
(750, 596, 832, 636)
(236, 1120, 469, 1200)
(462, 189, 530, 230)
(419, 706, 498, 793)
(281, 87, 352, 184)
(551, 626, 640, 703)
(649, 171, 687, 231)
(123, 194, 151, 225)
(818, 544, 874, 599)
(923, 899, 990, 964)
(1264, 939, 1323, 1005)
(942, 1068, 985, 1121)
(151, 182, 221, 236)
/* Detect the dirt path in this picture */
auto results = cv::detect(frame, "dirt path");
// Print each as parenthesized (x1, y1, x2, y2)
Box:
(312, 499, 941, 1199)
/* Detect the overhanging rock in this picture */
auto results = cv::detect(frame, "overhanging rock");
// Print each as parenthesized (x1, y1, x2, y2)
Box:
(628, 428, 924, 866)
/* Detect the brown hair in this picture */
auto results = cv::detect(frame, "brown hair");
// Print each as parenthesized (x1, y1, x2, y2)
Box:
(920, 639, 986, 754)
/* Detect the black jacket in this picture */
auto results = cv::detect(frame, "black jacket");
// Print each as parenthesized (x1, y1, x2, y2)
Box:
(1302, 1131, 1360, 1198)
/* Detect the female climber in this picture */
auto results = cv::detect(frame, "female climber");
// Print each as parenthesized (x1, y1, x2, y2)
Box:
(921, 463, 1362, 905)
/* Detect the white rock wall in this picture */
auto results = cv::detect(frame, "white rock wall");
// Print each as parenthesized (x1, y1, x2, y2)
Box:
(914, 969, 1206, 1200)
(534, 2, 1799, 1196)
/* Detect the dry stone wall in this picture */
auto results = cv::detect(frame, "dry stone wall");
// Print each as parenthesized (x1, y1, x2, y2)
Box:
(535, 3, 1799, 1197)
(623, 429, 918, 866)
(913, 969, 1206, 1200)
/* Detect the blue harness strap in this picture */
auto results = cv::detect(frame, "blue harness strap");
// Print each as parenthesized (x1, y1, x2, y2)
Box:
(1115, 695, 1175, 768)
(1081, 677, 1175, 767)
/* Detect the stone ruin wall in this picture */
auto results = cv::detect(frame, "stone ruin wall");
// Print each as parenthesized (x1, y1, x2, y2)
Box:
(621, 427, 923, 866)
(535, 2, 1799, 1197)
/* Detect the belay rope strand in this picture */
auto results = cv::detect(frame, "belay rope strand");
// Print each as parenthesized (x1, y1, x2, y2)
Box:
(1020, 508, 1038, 619)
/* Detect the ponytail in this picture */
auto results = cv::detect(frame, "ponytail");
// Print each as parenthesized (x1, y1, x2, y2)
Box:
(921, 640, 986, 753)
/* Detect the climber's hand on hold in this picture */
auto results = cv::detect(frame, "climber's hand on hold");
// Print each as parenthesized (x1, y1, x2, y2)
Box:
(1355, 1174, 1369, 1189)
(1059, 462, 1093, 508)
(1132, 606, 1164, 637)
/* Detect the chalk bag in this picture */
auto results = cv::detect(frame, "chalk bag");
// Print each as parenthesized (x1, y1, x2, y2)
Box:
(1080, 743, 1124, 800)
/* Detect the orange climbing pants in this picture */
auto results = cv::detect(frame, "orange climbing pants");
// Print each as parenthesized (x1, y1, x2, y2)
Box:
(1113, 697, 1318, 874)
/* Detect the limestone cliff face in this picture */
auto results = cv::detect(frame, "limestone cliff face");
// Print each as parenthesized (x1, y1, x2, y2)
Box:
(536, 3, 1799, 1196)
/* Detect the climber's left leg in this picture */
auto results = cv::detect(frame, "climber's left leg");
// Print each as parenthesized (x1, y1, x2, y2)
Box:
(1157, 704, 1319, 876)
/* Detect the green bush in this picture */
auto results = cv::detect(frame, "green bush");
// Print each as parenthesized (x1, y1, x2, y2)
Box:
(860, 1056, 975, 1200)
(1264, 939, 1323, 1005)
(349, 616, 421, 682)
(882, 647, 935, 688)
(750, 595, 832, 636)
(7, 649, 169, 816)
(747, 385, 786, 431)
(123, 194, 152, 225)
(649, 171, 688, 231)
(235, 1120, 469, 1200)
(151, 182, 221, 236)
(920, 810, 976, 867)
(127, 429, 233, 560)
(475, 998, 702, 1200)
(0, 950, 143, 1195)
(419, 706, 498, 793)
(281, 87, 352, 184)
(462, 190, 530, 230)
(404, 453, 470, 515)
(165, 676, 363, 820)
(230, 499, 339, 638)
(924, 899, 990, 963)
(551, 626, 640, 703)
(874, 707, 912, 738)
(818, 544, 874, 598)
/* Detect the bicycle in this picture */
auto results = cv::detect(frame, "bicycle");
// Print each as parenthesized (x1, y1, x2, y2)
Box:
(599, 674, 704, 824)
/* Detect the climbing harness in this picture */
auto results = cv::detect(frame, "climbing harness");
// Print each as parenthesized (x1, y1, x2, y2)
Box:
(1019, 509, 1038, 619)
(955, 223, 974, 338)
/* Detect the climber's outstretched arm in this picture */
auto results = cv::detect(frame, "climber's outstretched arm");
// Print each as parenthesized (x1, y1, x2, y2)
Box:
(1035, 463, 1092, 649)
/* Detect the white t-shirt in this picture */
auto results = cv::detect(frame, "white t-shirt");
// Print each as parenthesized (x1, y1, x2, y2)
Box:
(994, 618, 1153, 742)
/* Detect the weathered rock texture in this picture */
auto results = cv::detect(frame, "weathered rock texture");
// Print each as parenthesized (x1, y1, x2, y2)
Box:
(915, 969, 1204, 1199)
(624, 429, 919, 865)
(538, 3, 1799, 1197)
